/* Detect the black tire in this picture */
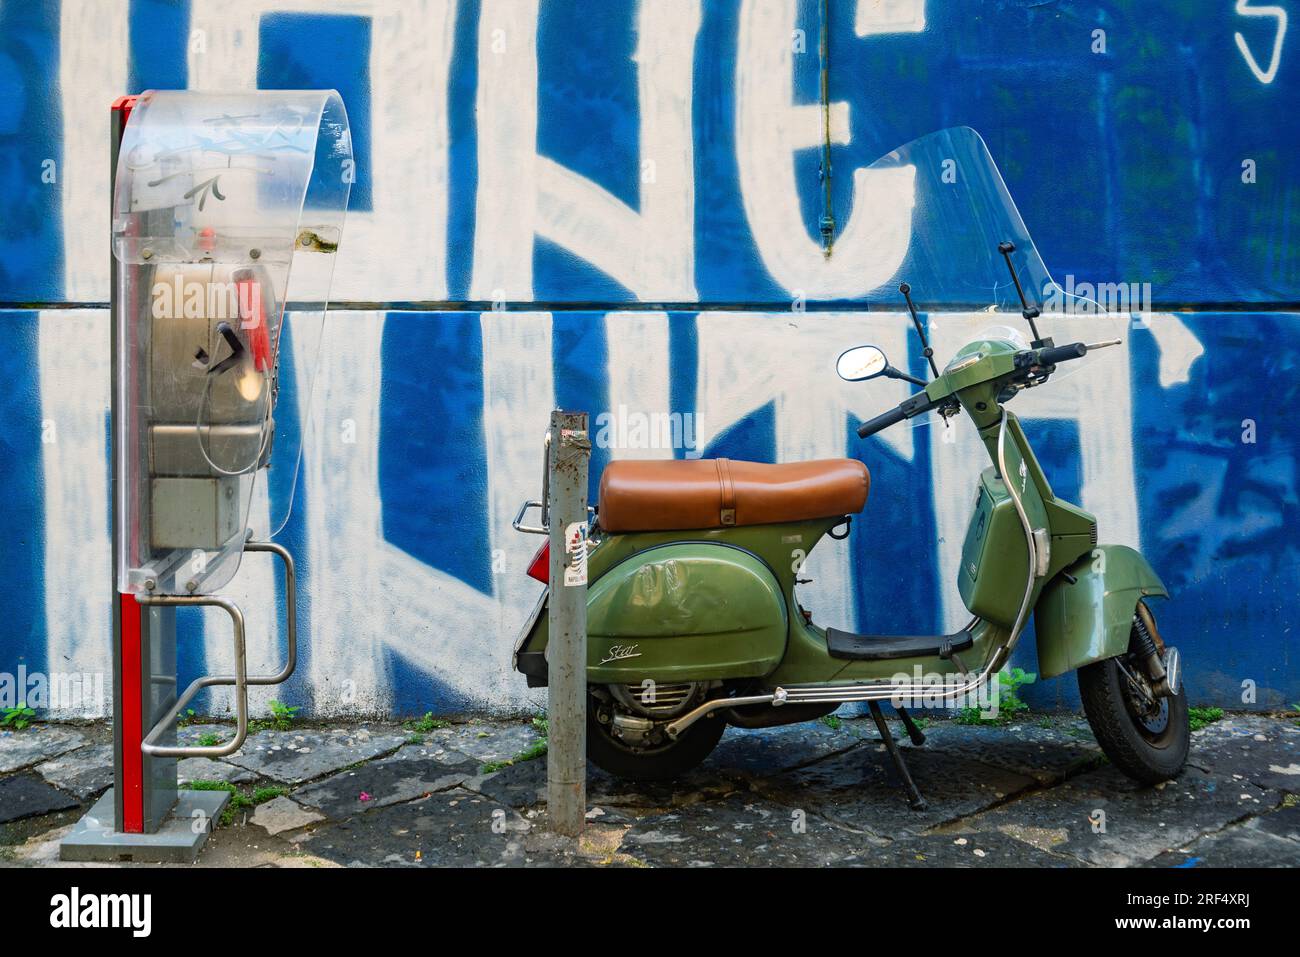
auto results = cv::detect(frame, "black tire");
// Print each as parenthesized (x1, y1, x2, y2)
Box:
(1078, 604, 1189, 784)
(586, 697, 727, 781)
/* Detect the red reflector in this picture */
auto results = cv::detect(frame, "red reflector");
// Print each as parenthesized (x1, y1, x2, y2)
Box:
(526, 541, 550, 583)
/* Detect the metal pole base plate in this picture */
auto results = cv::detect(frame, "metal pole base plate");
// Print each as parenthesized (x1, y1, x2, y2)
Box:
(59, 788, 229, 864)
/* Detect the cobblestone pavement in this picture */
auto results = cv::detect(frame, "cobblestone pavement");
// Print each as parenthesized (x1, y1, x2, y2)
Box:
(1, 712, 1297, 868)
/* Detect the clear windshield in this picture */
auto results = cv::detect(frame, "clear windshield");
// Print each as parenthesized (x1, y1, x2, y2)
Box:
(859, 127, 1086, 316)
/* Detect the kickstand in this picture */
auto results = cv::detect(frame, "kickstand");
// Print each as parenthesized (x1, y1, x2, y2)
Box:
(868, 701, 929, 811)
(896, 706, 926, 746)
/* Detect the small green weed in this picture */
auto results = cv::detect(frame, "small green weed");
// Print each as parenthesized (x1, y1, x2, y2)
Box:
(269, 700, 299, 731)
(186, 780, 290, 826)
(405, 712, 452, 733)
(1, 705, 36, 731)
(1189, 706, 1224, 732)
(955, 668, 1035, 726)
(481, 717, 550, 773)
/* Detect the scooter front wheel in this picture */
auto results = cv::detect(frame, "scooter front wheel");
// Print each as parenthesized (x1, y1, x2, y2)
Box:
(586, 691, 727, 781)
(1078, 601, 1189, 784)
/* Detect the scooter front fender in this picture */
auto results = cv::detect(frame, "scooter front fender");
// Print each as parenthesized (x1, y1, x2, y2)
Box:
(1033, 544, 1169, 679)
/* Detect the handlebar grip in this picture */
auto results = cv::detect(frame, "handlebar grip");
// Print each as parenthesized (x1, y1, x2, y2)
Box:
(857, 405, 909, 438)
(1037, 342, 1087, 366)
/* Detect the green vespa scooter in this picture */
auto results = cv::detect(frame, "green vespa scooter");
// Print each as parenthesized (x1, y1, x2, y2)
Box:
(511, 127, 1189, 807)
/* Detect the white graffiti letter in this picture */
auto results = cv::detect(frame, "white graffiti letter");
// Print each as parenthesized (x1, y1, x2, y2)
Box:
(472, 0, 700, 300)
(735, 0, 916, 298)
(1234, 0, 1288, 84)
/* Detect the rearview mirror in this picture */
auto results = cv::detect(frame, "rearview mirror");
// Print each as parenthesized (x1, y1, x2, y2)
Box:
(836, 345, 889, 382)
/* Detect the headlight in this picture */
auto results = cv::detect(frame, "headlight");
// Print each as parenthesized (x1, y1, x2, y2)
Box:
(945, 352, 983, 374)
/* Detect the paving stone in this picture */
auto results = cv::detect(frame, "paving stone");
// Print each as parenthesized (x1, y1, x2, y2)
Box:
(300, 788, 538, 867)
(966, 764, 1279, 867)
(465, 755, 555, 809)
(222, 728, 409, 784)
(293, 745, 480, 819)
(8, 714, 1298, 867)
(845, 830, 1085, 868)
(910, 719, 1102, 785)
(1146, 817, 1300, 868)
(748, 745, 1038, 838)
(428, 721, 544, 765)
(250, 795, 326, 835)
(618, 794, 875, 866)
(0, 773, 79, 823)
(515, 821, 630, 867)
(1188, 715, 1300, 792)
(176, 723, 235, 746)
(588, 767, 749, 812)
(177, 757, 255, 786)
(0, 726, 87, 773)
(704, 720, 871, 775)
(35, 743, 114, 799)
(1253, 801, 1300, 842)
(469, 752, 742, 813)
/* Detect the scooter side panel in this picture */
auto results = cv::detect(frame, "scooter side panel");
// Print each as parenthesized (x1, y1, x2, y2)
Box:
(1033, 544, 1169, 678)
(516, 519, 840, 687)
(585, 542, 788, 682)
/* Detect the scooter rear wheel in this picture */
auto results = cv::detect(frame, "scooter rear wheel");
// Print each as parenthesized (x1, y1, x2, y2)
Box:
(1078, 602, 1189, 784)
(586, 693, 727, 781)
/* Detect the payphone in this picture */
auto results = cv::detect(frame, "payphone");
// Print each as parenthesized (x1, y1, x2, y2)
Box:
(62, 90, 352, 861)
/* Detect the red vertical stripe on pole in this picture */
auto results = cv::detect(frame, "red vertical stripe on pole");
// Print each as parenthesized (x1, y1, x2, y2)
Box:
(119, 594, 144, 832)
(112, 95, 143, 835)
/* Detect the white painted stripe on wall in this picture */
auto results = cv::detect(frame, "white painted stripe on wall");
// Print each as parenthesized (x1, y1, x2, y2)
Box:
(59, 1, 129, 302)
(474, 0, 700, 301)
(735, 0, 915, 299)
(39, 309, 112, 717)
(604, 312, 675, 461)
(477, 311, 554, 711)
(187, 0, 455, 302)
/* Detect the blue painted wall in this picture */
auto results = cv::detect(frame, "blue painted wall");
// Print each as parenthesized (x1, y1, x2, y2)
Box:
(0, 1, 1295, 716)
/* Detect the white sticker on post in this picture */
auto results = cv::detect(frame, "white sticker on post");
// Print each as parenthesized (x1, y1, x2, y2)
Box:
(564, 521, 589, 587)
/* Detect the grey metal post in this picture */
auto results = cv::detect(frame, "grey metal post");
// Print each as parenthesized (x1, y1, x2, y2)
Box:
(546, 410, 591, 836)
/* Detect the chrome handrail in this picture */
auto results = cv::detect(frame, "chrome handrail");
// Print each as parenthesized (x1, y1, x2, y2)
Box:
(138, 594, 248, 759)
(138, 540, 298, 758)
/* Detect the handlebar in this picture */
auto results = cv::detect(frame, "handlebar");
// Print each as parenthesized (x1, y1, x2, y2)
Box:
(1036, 341, 1087, 367)
(856, 405, 909, 438)
(857, 391, 938, 438)
(856, 340, 1101, 440)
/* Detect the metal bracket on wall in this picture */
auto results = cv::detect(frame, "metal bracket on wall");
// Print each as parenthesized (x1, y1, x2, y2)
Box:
(137, 540, 298, 759)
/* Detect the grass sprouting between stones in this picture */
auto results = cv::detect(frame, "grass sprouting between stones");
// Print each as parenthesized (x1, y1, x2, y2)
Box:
(481, 716, 549, 774)
(186, 780, 290, 826)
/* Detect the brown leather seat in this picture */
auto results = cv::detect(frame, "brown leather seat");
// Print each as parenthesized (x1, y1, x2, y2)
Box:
(598, 458, 870, 533)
